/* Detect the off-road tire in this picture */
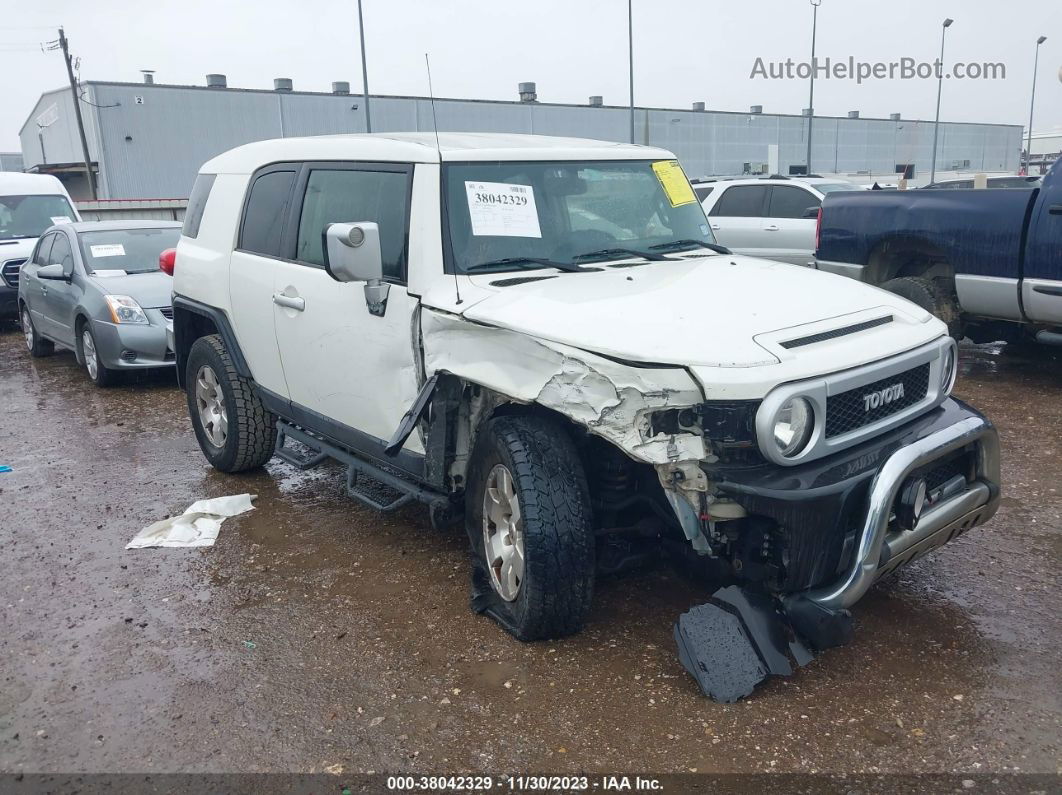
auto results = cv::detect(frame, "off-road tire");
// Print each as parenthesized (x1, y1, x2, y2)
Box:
(186, 334, 277, 473)
(466, 414, 595, 641)
(882, 276, 963, 338)
(20, 304, 53, 357)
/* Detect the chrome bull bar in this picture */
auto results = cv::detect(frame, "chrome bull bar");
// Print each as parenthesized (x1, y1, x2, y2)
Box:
(793, 415, 1001, 612)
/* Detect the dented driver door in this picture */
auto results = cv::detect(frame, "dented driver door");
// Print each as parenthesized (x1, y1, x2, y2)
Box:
(271, 163, 424, 457)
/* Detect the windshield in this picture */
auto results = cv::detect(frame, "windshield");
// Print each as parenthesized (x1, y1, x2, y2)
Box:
(0, 195, 76, 240)
(79, 228, 181, 274)
(444, 160, 717, 272)
(814, 182, 862, 194)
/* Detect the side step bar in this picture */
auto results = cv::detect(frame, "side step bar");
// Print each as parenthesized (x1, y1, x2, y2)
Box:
(275, 420, 448, 513)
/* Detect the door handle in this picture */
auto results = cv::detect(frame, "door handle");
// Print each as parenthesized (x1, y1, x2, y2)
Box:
(764, 224, 780, 231)
(272, 293, 305, 311)
(1049, 204, 1062, 216)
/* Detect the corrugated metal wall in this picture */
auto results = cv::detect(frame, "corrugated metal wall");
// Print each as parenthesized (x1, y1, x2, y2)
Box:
(19, 82, 1023, 199)
(0, 153, 23, 172)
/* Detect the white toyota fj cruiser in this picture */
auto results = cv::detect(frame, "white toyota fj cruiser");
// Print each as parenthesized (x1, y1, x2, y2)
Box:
(172, 133, 1000, 699)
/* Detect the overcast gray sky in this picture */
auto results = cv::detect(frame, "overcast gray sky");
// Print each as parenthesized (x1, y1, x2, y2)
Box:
(1, 0, 1059, 151)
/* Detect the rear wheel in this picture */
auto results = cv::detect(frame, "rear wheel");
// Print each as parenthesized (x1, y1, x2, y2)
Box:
(185, 334, 277, 473)
(20, 305, 53, 357)
(466, 414, 595, 641)
(882, 276, 963, 338)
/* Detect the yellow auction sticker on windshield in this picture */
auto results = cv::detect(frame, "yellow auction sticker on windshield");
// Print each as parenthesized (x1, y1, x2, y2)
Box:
(652, 160, 697, 207)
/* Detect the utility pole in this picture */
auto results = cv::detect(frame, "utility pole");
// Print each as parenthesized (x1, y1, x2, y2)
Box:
(929, 17, 954, 185)
(1025, 36, 1047, 174)
(57, 27, 97, 199)
(357, 0, 372, 133)
(805, 0, 821, 174)
(628, 0, 635, 144)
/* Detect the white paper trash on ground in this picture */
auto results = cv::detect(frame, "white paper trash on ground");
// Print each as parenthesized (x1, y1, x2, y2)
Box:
(126, 494, 256, 549)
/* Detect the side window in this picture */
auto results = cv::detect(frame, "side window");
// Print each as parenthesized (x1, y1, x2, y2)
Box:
(693, 185, 715, 202)
(709, 186, 768, 217)
(48, 233, 73, 275)
(33, 233, 55, 265)
(183, 173, 216, 239)
(239, 170, 296, 257)
(768, 186, 821, 219)
(295, 168, 411, 281)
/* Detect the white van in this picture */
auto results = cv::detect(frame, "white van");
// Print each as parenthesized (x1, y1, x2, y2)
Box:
(1, 172, 81, 321)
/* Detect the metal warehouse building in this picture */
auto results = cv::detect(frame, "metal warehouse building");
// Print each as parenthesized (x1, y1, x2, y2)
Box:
(19, 76, 1023, 200)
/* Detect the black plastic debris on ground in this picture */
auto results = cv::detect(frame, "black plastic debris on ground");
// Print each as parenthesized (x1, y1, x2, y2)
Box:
(675, 585, 815, 703)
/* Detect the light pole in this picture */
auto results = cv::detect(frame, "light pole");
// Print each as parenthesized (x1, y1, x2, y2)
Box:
(1025, 35, 1047, 174)
(805, 0, 821, 175)
(628, 0, 635, 144)
(357, 0, 372, 132)
(929, 17, 953, 184)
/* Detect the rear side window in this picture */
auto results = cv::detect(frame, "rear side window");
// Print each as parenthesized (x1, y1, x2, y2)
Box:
(295, 168, 411, 280)
(709, 185, 768, 217)
(767, 186, 820, 219)
(239, 170, 296, 257)
(693, 185, 715, 202)
(182, 173, 216, 239)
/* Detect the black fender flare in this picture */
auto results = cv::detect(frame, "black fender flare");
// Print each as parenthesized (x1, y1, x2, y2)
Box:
(172, 295, 252, 388)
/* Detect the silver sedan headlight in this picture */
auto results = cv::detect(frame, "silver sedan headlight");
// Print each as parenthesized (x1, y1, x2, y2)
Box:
(104, 295, 149, 325)
(773, 396, 815, 457)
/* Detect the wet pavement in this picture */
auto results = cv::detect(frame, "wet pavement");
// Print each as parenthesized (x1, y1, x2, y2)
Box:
(0, 327, 1059, 775)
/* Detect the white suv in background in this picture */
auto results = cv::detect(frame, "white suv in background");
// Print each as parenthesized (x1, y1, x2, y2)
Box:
(693, 175, 861, 266)
(170, 133, 999, 701)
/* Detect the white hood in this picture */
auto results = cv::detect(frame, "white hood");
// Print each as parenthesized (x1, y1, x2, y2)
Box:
(458, 255, 940, 371)
(0, 237, 38, 266)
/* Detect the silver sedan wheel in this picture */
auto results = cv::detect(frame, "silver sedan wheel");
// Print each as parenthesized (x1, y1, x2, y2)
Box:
(482, 463, 525, 602)
(195, 365, 228, 448)
(82, 329, 98, 379)
(21, 307, 33, 350)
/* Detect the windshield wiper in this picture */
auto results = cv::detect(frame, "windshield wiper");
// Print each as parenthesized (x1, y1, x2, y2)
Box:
(572, 247, 668, 263)
(649, 239, 731, 255)
(465, 256, 591, 273)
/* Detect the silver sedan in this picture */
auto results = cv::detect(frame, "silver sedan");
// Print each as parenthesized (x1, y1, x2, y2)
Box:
(17, 220, 181, 386)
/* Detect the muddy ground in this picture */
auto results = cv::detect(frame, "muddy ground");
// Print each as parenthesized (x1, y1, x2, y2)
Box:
(0, 326, 1059, 776)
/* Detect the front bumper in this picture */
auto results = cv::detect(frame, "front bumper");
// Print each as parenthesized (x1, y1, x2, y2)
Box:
(89, 316, 175, 369)
(714, 398, 1000, 605)
(0, 285, 16, 320)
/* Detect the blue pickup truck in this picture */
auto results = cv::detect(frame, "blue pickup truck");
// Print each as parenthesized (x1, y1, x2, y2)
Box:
(815, 159, 1062, 346)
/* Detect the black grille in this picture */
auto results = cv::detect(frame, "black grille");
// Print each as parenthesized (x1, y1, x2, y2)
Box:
(158, 306, 174, 320)
(780, 315, 893, 349)
(825, 363, 930, 438)
(2, 259, 26, 288)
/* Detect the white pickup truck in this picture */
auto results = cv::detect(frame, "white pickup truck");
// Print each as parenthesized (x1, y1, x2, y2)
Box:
(171, 133, 1000, 700)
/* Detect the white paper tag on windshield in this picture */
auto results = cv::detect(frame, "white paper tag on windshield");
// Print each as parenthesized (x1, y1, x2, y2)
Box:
(50, 216, 72, 225)
(92, 269, 128, 277)
(90, 243, 126, 258)
(465, 181, 541, 238)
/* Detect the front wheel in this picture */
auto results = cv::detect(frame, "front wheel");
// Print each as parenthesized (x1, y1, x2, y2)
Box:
(185, 334, 277, 473)
(466, 414, 595, 641)
(20, 305, 53, 357)
(79, 324, 117, 387)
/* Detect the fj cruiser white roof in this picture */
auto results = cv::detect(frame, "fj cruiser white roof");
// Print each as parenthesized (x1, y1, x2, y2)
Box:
(203, 132, 676, 172)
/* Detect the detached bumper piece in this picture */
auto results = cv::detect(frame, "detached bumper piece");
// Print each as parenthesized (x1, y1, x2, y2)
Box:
(675, 586, 832, 703)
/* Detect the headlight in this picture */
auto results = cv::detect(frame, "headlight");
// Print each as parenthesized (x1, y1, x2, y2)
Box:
(104, 295, 149, 324)
(773, 397, 814, 457)
(940, 344, 957, 394)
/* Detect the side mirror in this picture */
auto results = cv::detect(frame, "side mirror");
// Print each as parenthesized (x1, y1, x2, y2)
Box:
(802, 206, 820, 219)
(323, 222, 389, 317)
(37, 263, 67, 281)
